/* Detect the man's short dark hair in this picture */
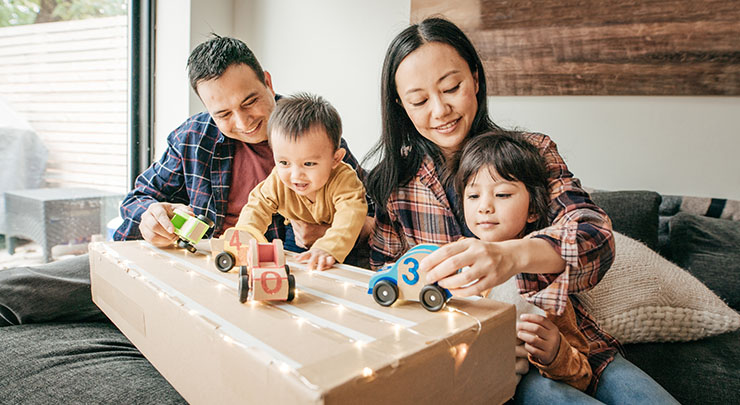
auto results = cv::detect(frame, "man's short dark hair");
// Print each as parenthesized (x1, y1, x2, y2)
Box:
(267, 93, 342, 150)
(187, 34, 265, 95)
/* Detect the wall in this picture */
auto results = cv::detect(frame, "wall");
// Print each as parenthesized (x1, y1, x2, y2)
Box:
(158, 0, 740, 200)
(153, 0, 234, 158)
(233, 0, 409, 169)
(490, 96, 740, 199)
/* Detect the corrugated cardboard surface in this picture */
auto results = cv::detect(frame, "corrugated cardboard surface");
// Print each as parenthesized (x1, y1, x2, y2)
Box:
(90, 241, 517, 404)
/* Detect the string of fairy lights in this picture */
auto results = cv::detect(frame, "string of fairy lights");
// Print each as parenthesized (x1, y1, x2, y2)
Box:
(93, 241, 485, 393)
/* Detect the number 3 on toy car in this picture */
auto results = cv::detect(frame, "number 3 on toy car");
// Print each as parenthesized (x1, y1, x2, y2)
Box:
(401, 257, 420, 285)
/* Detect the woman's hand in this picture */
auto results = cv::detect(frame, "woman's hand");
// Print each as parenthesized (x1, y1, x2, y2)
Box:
(420, 238, 520, 297)
(295, 247, 336, 271)
(420, 237, 566, 297)
(517, 314, 561, 366)
(291, 220, 330, 249)
(139, 202, 192, 247)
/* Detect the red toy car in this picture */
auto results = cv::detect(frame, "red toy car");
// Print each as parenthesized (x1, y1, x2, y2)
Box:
(212, 228, 295, 303)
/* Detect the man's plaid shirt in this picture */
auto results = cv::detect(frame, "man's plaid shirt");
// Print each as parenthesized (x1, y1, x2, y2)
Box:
(115, 111, 367, 242)
(370, 133, 621, 392)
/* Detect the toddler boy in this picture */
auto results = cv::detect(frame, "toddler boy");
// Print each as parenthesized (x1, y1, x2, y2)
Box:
(235, 93, 367, 270)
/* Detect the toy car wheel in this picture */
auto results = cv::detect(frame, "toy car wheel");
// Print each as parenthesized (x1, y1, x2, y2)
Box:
(373, 280, 398, 307)
(420, 285, 446, 312)
(287, 274, 296, 302)
(238, 266, 249, 303)
(196, 214, 215, 228)
(215, 251, 235, 272)
(186, 244, 197, 254)
(177, 239, 189, 249)
(284, 264, 291, 276)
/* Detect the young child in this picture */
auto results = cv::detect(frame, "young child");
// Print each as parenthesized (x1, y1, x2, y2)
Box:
(234, 93, 367, 270)
(455, 132, 593, 392)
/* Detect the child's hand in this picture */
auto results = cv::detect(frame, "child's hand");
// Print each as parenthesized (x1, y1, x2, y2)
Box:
(295, 248, 336, 271)
(516, 314, 561, 366)
(515, 340, 530, 376)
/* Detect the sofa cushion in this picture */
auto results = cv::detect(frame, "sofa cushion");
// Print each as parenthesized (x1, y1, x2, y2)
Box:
(577, 232, 740, 343)
(669, 212, 740, 310)
(590, 190, 661, 251)
(624, 329, 740, 405)
(0, 322, 186, 404)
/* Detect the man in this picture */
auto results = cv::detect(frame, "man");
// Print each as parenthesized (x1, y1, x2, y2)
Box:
(117, 35, 370, 252)
(0, 35, 369, 403)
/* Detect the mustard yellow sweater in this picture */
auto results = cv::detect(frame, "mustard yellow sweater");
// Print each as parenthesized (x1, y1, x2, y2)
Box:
(235, 162, 367, 263)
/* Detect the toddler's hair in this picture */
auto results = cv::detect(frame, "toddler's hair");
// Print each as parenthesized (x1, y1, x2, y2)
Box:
(267, 93, 342, 149)
(455, 132, 550, 233)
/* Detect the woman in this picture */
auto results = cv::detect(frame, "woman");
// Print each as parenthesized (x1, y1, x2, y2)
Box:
(365, 17, 677, 404)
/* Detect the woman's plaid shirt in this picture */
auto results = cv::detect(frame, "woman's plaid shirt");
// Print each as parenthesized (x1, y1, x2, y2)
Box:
(370, 132, 621, 392)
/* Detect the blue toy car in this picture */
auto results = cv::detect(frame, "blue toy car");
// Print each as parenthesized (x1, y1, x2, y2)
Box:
(367, 244, 452, 312)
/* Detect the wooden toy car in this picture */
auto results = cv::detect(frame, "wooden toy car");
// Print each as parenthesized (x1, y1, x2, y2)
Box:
(170, 209, 214, 253)
(212, 228, 295, 303)
(367, 244, 452, 312)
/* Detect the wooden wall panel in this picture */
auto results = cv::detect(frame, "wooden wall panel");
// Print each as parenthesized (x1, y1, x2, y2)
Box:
(411, 0, 740, 95)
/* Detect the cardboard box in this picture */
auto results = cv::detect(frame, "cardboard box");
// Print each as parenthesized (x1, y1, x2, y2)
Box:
(90, 241, 516, 404)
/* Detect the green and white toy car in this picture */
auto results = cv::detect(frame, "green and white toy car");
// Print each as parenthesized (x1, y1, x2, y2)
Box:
(170, 209, 214, 253)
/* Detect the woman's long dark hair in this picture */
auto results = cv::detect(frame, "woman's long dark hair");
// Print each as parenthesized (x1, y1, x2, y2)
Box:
(365, 17, 507, 212)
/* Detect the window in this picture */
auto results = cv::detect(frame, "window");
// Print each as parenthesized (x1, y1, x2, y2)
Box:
(0, 0, 129, 193)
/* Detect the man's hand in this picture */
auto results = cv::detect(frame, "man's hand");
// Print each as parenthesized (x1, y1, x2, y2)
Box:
(139, 202, 192, 247)
(517, 314, 561, 366)
(295, 247, 336, 271)
(291, 220, 329, 249)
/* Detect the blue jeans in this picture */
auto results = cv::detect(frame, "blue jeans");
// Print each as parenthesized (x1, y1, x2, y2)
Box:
(514, 354, 679, 405)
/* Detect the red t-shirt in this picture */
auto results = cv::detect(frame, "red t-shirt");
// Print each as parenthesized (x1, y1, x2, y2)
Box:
(221, 140, 274, 231)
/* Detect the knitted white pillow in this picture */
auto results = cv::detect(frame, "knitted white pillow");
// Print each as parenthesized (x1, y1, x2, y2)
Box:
(576, 232, 740, 343)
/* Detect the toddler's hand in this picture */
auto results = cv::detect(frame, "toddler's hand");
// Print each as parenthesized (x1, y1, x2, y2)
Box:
(516, 314, 560, 366)
(295, 248, 336, 271)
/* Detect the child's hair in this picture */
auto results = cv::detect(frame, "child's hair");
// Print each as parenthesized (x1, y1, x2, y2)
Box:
(267, 92, 342, 150)
(455, 132, 550, 234)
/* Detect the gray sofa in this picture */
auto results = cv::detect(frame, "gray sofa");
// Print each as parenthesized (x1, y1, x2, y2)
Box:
(590, 190, 740, 405)
(1, 190, 737, 404)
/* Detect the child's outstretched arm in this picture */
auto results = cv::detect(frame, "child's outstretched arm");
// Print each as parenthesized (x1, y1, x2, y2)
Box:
(517, 313, 592, 391)
(234, 172, 281, 242)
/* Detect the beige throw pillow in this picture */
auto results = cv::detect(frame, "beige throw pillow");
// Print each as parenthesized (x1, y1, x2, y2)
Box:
(576, 232, 740, 343)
